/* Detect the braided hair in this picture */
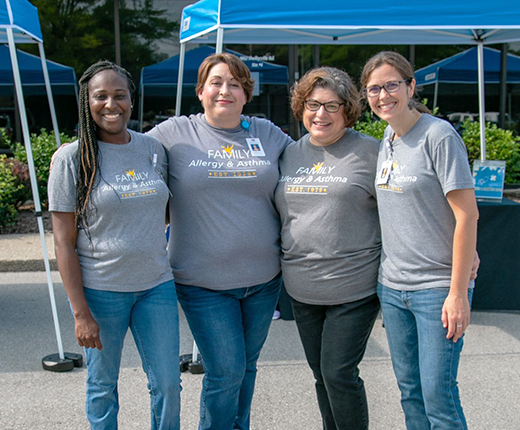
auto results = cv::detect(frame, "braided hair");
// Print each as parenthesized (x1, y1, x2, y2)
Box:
(75, 60, 135, 229)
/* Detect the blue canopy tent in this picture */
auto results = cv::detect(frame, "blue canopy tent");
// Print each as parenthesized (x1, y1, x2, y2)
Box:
(1, 0, 79, 371)
(176, 0, 520, 160)
(139, 45, 288, 127)
(0, 44, 78, 96)
(415, 47, 520, 109)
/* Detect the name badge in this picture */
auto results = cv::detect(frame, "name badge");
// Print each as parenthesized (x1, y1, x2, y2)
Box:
(246, 138, 265, 157)
(376, 160, 392, 185)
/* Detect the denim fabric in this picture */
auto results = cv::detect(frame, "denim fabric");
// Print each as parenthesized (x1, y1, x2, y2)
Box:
(291, 294, 380, 430)
(83, 280, 181, 430)
(377, 283, 474, 430)
(176, 273, 282, 430)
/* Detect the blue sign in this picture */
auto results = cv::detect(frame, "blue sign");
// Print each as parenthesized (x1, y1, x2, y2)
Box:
(473, 160, 506, 200)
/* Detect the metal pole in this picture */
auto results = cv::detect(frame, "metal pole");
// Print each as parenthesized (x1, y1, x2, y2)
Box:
(114, 0, 121, 65)
(216, 28, 224, 53)
(7, 27, 65, 361)
(477, 42, 486, 161)
(433, 81, 439, 110)
(288, 45, 300, 139)
(37, 42, 61, 147)
(313, 45, 320, 67)
(175, 43, 186, 117)
(499, 44, 508, 129)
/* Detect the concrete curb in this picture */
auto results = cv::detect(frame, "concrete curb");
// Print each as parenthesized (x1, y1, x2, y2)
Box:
(0, 233, 56, 272)
(0, 259, 58, 272)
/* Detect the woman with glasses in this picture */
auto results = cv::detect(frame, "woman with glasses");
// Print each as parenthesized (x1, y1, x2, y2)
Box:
(274, 67, 381, 430)
(361, 51, 478, 429)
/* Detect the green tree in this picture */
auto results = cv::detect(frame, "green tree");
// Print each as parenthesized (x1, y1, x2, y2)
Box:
(24, 0, 178, 81)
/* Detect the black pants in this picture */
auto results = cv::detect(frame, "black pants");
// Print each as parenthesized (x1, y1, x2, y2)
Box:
(291, 294, 380, 430)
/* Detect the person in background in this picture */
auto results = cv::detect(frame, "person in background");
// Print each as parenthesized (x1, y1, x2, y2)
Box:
(147, 53, 293, 430)
(274, 67, 381, 430)
(48, 60, 180, 430)
(361, 51, 479, 430)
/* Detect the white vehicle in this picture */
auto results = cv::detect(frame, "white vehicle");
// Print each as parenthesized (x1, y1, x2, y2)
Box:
(446, 112, 476, 123)
(447, 111, 517, 131)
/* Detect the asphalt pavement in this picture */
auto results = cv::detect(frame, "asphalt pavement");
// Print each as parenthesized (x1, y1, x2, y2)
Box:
(1, 234, 520, 429)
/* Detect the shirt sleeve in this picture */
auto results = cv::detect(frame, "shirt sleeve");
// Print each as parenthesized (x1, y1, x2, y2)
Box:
(47, 148, 78, 213)
(431, 130, 475, 195)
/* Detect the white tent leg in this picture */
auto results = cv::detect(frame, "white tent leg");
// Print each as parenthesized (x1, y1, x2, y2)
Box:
(433, 81, 439, 111)
(139, 75, 144, 131)
(7, 27, 78, 372)
(477, 42, 486, 161)
(216, 28, 224, 53)
(192, 341, 199, 360)
(37, 42, 61, 147)
(175, 43, 186, 117)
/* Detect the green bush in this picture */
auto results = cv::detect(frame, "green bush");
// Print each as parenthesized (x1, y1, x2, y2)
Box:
(13, 129, 73, 205)
(353, 112, 387, 141)
(0, 155, 24, 228)
(460, 120, 520, 184)
(354, 100, 435, 142)
(0, 127, 13, 152)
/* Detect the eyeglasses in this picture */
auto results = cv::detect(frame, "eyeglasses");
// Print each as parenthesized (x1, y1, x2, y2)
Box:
(304, 100, 345, 113)
(364, 79, 412, 98)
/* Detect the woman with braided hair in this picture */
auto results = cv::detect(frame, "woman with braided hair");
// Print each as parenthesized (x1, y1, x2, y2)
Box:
(48, 60, 180, 430)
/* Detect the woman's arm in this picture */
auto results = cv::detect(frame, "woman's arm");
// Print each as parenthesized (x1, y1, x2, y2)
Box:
(52, 211, 103, 350)
(442, 188, 479, 343)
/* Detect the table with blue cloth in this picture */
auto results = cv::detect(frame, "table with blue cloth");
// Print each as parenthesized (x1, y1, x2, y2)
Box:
(473, 198, 520, 311)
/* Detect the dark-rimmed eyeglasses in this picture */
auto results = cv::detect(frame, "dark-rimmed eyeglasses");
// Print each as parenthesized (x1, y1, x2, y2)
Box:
(304, 100, 345, 113)
(364, 79, 412, 98)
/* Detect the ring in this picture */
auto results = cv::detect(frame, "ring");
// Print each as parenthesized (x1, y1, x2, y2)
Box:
(457, 324, 463, 328)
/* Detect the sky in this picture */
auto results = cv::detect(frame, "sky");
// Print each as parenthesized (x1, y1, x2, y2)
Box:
(152, 0, 196, 57)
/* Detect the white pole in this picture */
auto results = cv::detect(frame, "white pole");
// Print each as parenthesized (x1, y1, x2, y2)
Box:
(477, 42, 486, 161)
(175, 43, 186, 117)
(433, 81, 439, 111)
(216, 28, 224, 53)
(37, 42, 61, 147)
(139, 69, 144, 131)
(7, 28, 65, 360)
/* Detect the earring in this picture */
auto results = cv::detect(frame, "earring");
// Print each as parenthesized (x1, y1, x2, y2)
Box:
(131, 104, 134, 110)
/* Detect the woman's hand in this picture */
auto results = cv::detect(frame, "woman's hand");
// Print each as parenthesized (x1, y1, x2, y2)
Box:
(52, 211, 103, 350)
(442, 292, 470, 343)
(75, 313, 103, 350)
(444, 188, 478, 343)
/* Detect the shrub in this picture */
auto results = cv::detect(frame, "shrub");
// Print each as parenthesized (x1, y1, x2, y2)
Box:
(353, 112, 387, 141)
(354, 99, 435, 142)
(0, 127, 13, 152)
(13, 129, 73, 205)
(461, 120, 520, 184)
(0, 155, 24, 228)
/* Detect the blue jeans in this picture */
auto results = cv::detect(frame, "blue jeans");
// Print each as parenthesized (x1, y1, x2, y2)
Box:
(291, 294, 380, 430)
(83, 280, 181, 430)
(176, 273, 282, 430)
(377, 283, 474, 430)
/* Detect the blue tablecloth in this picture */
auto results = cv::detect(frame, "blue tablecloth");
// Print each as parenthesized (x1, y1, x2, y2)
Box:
(473, 198, 520, 311)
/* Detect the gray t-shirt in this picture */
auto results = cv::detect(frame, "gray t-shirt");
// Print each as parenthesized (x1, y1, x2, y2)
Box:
(274, 130, 381, 305)
(147, 113, 293, 289)
(48, 130, 173, 292)
(376, 114, 475, 291)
